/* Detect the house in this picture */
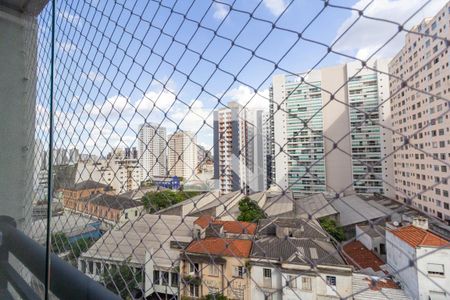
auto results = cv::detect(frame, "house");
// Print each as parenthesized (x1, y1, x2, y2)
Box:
(355, 224, 387, 260)
(74, 193, 144, 225)
(79, 214, 197, 299)
(250, 217, 353, 300)
(180, 238, 253, 299)
(386, 217, 450, 299)
(59, 180, 112, 210)
(193, 215, 257, 239)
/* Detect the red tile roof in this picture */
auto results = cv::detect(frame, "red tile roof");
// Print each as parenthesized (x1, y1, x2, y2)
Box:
(361, 276, 399, 290)
(343, 241, 385, 272)
(389, 225, 450, 248)
(194, 215, 256, 235)
(186, 238, 252, 258)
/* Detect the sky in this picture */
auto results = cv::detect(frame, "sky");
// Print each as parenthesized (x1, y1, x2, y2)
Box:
(35, 0, 448, 156)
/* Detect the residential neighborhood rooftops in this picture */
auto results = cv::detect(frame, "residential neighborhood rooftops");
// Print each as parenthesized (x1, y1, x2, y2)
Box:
(389, 225, 450, 248)
(186, 238, 252, 258)
(352, 273, 410, 300)
(331, 195, 389, 226)
(256, 217, 327, 239)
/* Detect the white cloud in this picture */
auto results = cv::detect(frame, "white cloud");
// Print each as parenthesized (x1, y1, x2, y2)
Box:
(263, 0, 287, 16)
(334, 0, 448, 60)
(225, 85, 270, 111)
(213, 2, 230, 20)
(84, 71, 104, 82)
(170, 100, 213, 133)
(59, 11, 81, 25)
(134, 89, 176, 113)
(58, 42, 77, 53)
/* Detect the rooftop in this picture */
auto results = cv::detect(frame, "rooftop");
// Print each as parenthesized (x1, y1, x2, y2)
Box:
(352, 273, 410, 300)
(85, 193, 142, 210)
(389, 225, 450, 248)
(194, 215, 257, 235)
(186, 238, 252, 258)
(62, 180, 109, 191)
(343, 241, 386, 272)
(331, 194, 389, 226)
(256, 217, 327, 239)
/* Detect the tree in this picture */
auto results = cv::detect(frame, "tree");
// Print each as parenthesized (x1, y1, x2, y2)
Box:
(142, 190, 200, 213)
(101, 263, 143, 300)
(69, 237, 96, 261)
(237, 197, 266, 222)
(51, 232, 70, 253)
(319, 217, 345, 242)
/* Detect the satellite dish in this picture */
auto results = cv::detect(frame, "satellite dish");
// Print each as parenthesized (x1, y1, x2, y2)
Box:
(393, 221, 399, 227)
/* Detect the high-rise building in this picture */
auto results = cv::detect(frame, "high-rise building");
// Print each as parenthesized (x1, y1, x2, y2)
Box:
(68, 148, 80, 164)
(262, 111, 273, 188)
(213, 101, 266, 194)
(390, 2, 450, 221)
(167, 131, 198, 180)
(138, 123, 167, 181)
(271, 60, 394, 196)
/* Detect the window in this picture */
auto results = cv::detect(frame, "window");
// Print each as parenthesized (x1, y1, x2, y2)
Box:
(161, 271, 169, 285)
(326, 276, 336, 286)
(263, 268, 272, 278)
(171, 272, 178, 287)
(189, 284, 200, 298)
(190, 263, 199, 275)
(153, 270, 160, 285)
(287, 275, 297, 288)
(234, 266, 244, 278)
(428, 263, 445, 276)
(302, 277, 312, 291)
(209, 264, 220, 277)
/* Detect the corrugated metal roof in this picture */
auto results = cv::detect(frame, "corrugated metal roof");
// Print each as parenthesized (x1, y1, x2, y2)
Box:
(352, 273, 411, 300)
(331, 195, 388, 226)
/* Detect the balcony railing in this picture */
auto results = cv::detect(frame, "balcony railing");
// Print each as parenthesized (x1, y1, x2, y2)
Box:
(0, 216, 121, 300)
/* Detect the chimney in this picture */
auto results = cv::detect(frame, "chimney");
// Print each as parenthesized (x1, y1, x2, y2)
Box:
(412, 216, 428, 230)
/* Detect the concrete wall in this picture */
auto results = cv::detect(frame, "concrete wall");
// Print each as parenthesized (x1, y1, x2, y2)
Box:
(0, 8, 37, 229)
(321, 64, 353, 194)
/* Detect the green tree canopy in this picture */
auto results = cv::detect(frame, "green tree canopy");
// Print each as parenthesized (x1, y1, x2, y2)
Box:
(237, 197, 266, 222)
(51, 232, 70, 253)
(102, 263, 143, 300)
(319, 217, 345, 242)
(142, 190, 200, 213)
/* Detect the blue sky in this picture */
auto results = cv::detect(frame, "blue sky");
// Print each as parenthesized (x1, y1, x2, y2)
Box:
(35, 0, 447, 156)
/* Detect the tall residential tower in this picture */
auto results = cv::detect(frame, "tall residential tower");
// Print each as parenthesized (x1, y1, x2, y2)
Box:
(138, 123, 167, 181)
(270, 60, 394, 197)
(167, 131, 198, 180)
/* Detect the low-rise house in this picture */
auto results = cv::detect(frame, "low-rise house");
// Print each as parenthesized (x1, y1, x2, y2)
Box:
(180, 238, 253, 299)
(386, 218, 450, 299)
(250, 217, 353, 300)
(193, 215, 256, 239)
(355, 224, 386, 260)
(75, 193, 144, 225)
(59, 180, 112, 210)
(79, 214, 197, 299)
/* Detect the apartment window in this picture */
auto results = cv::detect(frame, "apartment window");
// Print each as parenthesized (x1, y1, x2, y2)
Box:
(153, 270, 160, 284)
(234, 266, 244, 278)
(189, 284, 200, 298)
(171, 272, 178, 287)
(301, 277, 312, 291)
(326, 276, 336, 286)
(209, 264, 220, 277)
(190, 263, 199, 275)
(287, 275, 297, 288)
(263, 268, 272, 278)
(162, 271, 169, 285)
(428, 263, 445, 276)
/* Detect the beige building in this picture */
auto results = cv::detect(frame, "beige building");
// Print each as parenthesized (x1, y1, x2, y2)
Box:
(389, 2, 450, 222)
(76, 148, 141, 194)
(167, 131, 198, 180)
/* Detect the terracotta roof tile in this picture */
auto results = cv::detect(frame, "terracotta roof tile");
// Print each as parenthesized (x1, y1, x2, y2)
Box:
(186, 238, 252, 258)
(343, 241, 385, 272)
(194, 216, 256, 235)
(390, 225, 449, 248)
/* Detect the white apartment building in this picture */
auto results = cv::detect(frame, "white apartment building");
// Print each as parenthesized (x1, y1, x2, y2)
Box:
(138, 123, 167, 181)
(386, 218, 450, 300)
(270, 60, 394, 197)
(76, 148, 140, 193)
(167, 131, 198, 180)
(389, 2, 450, 221)
(213, 101, 266, 194)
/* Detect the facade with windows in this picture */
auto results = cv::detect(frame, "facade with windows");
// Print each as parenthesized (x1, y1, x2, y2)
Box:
(386, 220, 450, 300)
(270, 61, 393, 196)
(389, 2, 450, 221)
(250, 218, 353, 300)
(167, 131, 198, 180)
(138, 122, 168, 181)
